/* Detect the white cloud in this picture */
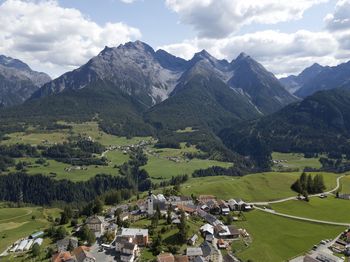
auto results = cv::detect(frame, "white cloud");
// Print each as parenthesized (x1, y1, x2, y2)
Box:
(119, 0, 138, 3)
(158, 30, 341, 76)
(165, 0, 328, 38)
(325, 0, 350, 31)
(0, 0, 141, 77)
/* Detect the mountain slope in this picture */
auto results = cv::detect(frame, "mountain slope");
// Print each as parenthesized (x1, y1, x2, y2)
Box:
(0, 55, 51, 107)
(0, 80, 154, 137)
(295, 60, 350, 98)
(279, 63, 324, 94)
(32, 41, 186, 106)
(228, 53, 298, 114)
(220, 88, 350, 154)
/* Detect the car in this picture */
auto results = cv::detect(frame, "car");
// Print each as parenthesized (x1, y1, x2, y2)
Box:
(312, 245, 318, 250)
(320, 240, 326, 245)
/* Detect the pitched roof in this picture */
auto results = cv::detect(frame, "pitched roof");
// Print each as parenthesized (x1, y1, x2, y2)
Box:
(186, 247, 203, 257)
(72, 246, 95, 262)
(157, 253, 175, 262)
(174, 255, 189, 262)
(52, 251, 75, 262)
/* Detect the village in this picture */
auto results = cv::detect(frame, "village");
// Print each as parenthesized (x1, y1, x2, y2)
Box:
(2, 191, 255, 262)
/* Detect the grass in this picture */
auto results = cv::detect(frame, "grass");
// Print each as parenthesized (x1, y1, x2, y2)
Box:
(175, 127, 196, 133)
(235, 210, 344, 262)
(272, 152, 322, 170)
(340, 175, 350, 193)
(144, 155, 232, 180)
(1, 131, 70, 146)
(271, 196, 350, 223)
(0, 206, 59, 254)
(181, 172, 339, 201)
(8, 154, 127, 182)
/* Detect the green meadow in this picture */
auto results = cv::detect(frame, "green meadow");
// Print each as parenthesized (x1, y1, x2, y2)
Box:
(271, 196, 350, 223)
(181, 172, 339, 201)
(235, 210, 344, 262)
(0, 207, 60, 254)
(272, 152, 322, 170)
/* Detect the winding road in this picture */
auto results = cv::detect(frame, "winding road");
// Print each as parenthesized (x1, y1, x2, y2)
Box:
(248, 175, 345, 206)
(249, 175, 350, 227)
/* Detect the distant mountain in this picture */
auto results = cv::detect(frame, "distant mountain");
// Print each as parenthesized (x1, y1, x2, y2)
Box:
(32, 41, 186, 106)
(0, 55, 50, 107)
(220, 88, 350, 155)
(294, 60, 350, 98)
(228, 53, 298, 114)
(280, 63, 324, 94)
(33, 41, 296, 115)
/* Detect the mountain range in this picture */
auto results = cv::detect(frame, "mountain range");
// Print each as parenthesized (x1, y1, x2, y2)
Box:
(31, 41, 296, 116)
(0, 55, 50, 107)
(1, 41, 350, 164)
(280, 60, 350, 98)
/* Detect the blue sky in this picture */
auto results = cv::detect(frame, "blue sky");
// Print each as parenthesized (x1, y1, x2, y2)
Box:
(0, 0, 349, 77)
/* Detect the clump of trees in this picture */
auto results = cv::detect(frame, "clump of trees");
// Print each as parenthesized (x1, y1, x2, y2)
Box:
(291, 172, 326, 195)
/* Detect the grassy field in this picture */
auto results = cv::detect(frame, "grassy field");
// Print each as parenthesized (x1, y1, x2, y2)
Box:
(271, 196, 350, 223)
(181, 172, 339, 201)
(0, 207, 60, 254)
(144, 155, 232, 180)
(8, 151, 128, 182)
(340, 175, 350, 193)
(235, 210, 344, 261)
(272, 152, 322, 170)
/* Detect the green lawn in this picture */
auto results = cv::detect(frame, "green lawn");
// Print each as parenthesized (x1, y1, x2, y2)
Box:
(0, 207, 59, 254)
(1, 131, 70, 146)
(235, 210, 344, 261)
(144, 155, 232, 180)
(340, 175, 350, 193)
(271, 196, 350, 223)
(7, 151, 129, 182)
(181, 172, 339, 201)
(272, 152, 322, 171)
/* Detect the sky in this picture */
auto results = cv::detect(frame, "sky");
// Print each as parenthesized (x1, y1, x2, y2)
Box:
(0, 0, 349, 78)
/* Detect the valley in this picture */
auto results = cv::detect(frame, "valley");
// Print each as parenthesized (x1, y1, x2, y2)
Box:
(0, 120, 349, 262)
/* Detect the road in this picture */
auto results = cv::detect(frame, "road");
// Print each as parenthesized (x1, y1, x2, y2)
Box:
(255, 206, 350, 227)
(248, 175, 345, 206)
(249, 175, 350, 227)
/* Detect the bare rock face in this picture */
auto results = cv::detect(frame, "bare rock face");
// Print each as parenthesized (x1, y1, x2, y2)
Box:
(0, 55, 51, 107)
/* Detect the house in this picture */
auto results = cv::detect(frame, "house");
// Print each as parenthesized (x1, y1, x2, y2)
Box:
(198, 195, 216, 203)
(57, 237, 79, 252)
(193, 257, 206, 262)
(85, 215, 105, 234)
(186, 247, 203, 259)
(188, 234, 198, 245)
(120, 242, 139, 262)
(174, 255, 189, 262)
(205, 234, 214, 243)
(200, 224, 214, 237)
(215, 225, 240, 239)
(157, 253, 189, 262)
(120, 228, 149, 246)
(52, 251, 76, 262)
(200, 241, 221, 262)
(315, 251, 343, 262)
(227, 199, 247, 211)
(339, 194, 350, 200)
(72, 246, 96, 262)
(116, 236, 132, 252)
(218, 200, 230, 215)
(158, 253, 175, 262)
(177, 204, 197, 214)
(30, 231, 44, 239)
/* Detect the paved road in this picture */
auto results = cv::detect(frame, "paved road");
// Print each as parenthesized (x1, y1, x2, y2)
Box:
(255, 206, 350, 226)
(249, 175, 345, 206)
